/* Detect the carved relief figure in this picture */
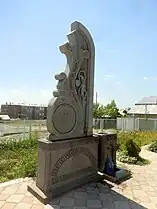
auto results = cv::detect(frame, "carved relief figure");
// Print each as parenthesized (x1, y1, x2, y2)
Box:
(47, 22, 95, 141)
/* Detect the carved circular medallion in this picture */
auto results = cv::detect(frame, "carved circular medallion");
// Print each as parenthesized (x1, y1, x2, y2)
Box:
(52, 103, 76, 134)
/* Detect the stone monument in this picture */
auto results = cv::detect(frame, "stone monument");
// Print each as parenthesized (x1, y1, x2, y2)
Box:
(47, 21, 94, 140)
(28, 21, 99, 204)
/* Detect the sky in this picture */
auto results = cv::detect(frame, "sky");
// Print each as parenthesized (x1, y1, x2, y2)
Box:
(0, 0, 157, 109)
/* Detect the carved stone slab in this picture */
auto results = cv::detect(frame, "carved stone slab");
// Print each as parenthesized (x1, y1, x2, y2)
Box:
(47, 21, 95, 140)
(28, 135, 99, 204)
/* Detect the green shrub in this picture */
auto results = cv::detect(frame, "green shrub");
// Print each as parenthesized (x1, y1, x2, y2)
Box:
(117, 150, 150, 165)
(0, 131, 38, 151)
(149, 140, 157, 153)
(117, 132, 141, 158)
(116, 131, 153, 165)
(125, 138, 141, 158)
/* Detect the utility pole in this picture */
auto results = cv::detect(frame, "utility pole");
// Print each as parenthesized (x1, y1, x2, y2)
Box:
(145, 104, 148, 120)
(96, 92, 98, 105)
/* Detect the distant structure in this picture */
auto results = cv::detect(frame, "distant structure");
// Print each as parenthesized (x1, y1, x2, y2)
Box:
(1, 102, 47, 119)
(128, 96, 157, 118)
(0, 115, 10, 121)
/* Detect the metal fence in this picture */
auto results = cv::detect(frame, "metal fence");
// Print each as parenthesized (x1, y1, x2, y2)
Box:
(0, 120, 47, 136)
(1, 117, 157, 136)
(93, 117, 157, 131)
(93, 118, 117, 131)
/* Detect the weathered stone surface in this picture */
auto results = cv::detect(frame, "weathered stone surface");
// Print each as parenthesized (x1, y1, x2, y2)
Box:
(28, 21, 99, 204)
(97, 133, 117, 173)
(36, 136, 98, 194)
(28, 136, 99, 204)
(47, 21, 95, 141)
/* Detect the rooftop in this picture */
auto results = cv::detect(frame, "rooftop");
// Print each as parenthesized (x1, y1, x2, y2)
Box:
(1, 102, 47, 107)
(129, 96, 157, 114)
(129, 104, 157, 115)
(135, 96, 157, 105)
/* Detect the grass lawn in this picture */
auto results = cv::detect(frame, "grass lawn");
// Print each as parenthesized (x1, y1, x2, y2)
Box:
(0, 132, 38, 182)
(117, 131, 157, 147)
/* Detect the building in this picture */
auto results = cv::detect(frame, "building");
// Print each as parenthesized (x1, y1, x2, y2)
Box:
(1, 103, 21, 119)
(44, 106, 47, 119)
(128, 96, 157, 118)
(1, 102, 47, 119)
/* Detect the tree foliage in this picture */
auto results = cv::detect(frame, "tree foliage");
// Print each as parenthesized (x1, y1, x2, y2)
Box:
(93, 100, 121, 118)
(93, 103, 105, 118)
(122, 107, 131, 117)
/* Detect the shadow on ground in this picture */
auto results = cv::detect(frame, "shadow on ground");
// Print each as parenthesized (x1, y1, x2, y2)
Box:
(47, 181, 147, 209)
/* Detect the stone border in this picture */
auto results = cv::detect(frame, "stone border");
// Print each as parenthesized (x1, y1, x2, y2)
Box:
(39, 135, 98, 150)
(0, 177, 33, 188)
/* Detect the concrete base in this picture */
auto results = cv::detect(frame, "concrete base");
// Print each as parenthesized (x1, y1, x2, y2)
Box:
(28, 135, 99, 204)
(115, 167, 131, 182)
(28, 172, 103, 205)
(98, 167, 131, 183)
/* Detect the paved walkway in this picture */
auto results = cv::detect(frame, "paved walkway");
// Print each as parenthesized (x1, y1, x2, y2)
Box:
(0, 146, 157, 209)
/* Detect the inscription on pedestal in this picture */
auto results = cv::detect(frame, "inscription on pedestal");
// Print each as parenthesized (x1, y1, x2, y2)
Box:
(51, 146, 97, 184)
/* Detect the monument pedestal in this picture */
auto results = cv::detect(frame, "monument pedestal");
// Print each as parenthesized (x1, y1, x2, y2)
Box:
(28, 135, 99, 204)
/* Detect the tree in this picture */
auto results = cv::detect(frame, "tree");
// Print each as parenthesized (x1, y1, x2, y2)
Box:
(93, 100, 120, 118)
(122, 107, 131, 117)
(104, 100, 120, 118)
(93, 103, 105, 118)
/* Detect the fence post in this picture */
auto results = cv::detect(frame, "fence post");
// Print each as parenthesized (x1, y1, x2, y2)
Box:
(138, 118, 140, 130)
(100, 119, 104, 133)
(23, 119, 26, 139)
(154, 119, 157, 131)
(133, 117, 135, 131)
(122, 118, 124, 131)
(29, 122, 32, 140)
(39, 123, 41, 132)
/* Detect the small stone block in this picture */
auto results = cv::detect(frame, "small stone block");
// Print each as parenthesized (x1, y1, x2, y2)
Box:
(27, 184, 48, 205)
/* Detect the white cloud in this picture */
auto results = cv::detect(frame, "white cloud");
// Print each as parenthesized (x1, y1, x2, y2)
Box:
(104, 74, 114, 80)
(143, 76, 157, 81)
